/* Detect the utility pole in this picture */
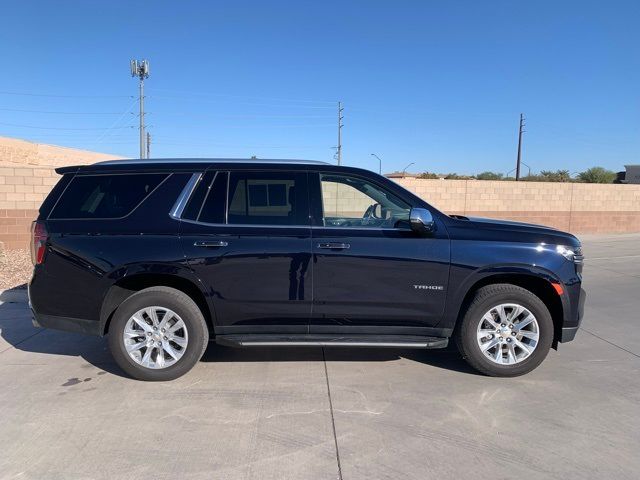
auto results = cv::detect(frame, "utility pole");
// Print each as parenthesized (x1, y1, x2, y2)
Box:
(130, 59, 149, 159)
(336, 101, 344, 165)
(146, 132, 151, 159)
(516, 113, 525, 181)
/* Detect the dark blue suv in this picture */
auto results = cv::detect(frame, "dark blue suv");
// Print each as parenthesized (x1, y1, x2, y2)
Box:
(28, 159, 585, 380)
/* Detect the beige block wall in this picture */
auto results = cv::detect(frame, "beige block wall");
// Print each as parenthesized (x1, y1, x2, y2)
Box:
(395, 178, 640, 234)
(0, 136, 122, 250)
(2, 136, 639, 251)
(321, 181, 373, 217)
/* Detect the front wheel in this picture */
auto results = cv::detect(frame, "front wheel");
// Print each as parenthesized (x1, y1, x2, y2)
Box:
(455, 284, 554, 377)
(108, 286, 209, 381)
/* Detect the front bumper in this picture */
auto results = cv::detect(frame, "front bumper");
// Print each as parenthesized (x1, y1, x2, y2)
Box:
(559, 287, 585, 343)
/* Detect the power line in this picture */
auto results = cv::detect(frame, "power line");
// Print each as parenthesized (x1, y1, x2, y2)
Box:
(149, 95, 335, 109)
(146, 88, 334, 104)
(0, 107, 125, 115)
(210, 123, 335, 128)
(0, 121, 135, 130)
(0, 90, 132, 98)
(164, 112, 334, 119)
(151, 141, 332, 148)
(3, 133, 134, 138)
(95, 97, 139, 144)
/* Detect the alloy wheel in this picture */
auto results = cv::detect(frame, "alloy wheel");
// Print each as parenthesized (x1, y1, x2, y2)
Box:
(123, 306, 189, 369)
(476, 303, 539, 365)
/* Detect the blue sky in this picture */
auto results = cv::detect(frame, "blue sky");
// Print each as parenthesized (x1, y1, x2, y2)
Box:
(0, 0, 638, 175)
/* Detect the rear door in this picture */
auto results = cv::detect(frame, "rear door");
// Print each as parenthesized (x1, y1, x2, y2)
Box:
(179, 169, 312, 334)
(309, 171, 450, 334)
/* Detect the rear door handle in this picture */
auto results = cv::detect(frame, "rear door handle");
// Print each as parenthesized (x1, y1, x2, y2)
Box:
(194, 240, 229, 248)
(317, 242, 350, 250)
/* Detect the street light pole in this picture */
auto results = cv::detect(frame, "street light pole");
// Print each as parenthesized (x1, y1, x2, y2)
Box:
(371, 153, 382, 174)
(402, 162, 415, 177)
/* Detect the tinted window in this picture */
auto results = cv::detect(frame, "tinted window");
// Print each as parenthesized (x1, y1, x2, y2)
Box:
(227, 171, 308, 226)
(320, 173, 410, 228)
(198, 172, 227, 224)
(182, 172, 214, 221)
(50, 173, 167, 219)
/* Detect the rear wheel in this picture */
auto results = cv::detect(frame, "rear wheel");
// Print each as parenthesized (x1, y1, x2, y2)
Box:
(455, 284, 553, 377)
(108, 287, 208, 381)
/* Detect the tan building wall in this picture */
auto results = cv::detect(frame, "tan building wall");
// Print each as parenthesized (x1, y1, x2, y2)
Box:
(0, 136, 122, 250)
(394, 178, 640, 234)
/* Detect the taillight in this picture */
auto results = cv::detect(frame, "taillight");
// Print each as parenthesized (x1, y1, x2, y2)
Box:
(30, 221, 48, 265)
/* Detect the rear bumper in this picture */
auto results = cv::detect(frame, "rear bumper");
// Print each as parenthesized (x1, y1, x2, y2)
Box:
(29, 281, 101, 336)
(31, 311, 101, 336)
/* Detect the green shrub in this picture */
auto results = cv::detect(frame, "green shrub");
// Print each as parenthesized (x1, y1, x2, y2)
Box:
(577, 167, 616, 183)
(476, 171, 504, 180)
(416, 172, 440, 179)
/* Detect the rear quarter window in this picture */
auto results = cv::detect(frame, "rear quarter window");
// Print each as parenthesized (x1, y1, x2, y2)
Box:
(49, 173, 168, 219)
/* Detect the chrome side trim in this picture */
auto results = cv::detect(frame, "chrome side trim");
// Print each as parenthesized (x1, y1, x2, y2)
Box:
(169, 173, 202, 219)
(178, 218, 311, 229)
(231, 341, 438, 348)
(174, 218, 409, 232)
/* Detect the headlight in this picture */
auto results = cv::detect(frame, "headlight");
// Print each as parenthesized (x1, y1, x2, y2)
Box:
(556, 245, 583, 263)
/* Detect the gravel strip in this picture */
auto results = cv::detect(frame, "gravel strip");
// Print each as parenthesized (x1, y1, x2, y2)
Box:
(0, 249, 31, 290)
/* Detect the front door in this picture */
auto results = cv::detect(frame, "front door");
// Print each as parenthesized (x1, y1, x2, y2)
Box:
(180, 169, 312, 334)
(309, 172, 450, 334)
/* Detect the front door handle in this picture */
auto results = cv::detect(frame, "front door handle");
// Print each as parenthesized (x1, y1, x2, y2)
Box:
(317, 242, 350, 250)
(194, 240, 229, 248)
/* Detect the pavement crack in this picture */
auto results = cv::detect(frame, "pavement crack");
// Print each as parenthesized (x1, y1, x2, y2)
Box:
(580, 327, 640, 358)
(322, 348, 343, 480)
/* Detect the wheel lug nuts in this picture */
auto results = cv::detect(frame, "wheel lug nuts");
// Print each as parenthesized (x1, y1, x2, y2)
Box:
(511, 332, 516, 336)
(161, 328, 165, 333)
(163, 336, 168, 340)
(507, 338, 512, 343)
(501, 323, 506, 328)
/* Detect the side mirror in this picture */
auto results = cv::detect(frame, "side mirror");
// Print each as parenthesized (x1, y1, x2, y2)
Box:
(409, 208, 435, 235)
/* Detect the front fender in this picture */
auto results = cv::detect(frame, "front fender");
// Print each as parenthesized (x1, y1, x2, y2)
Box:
(439, 263, 568, 330)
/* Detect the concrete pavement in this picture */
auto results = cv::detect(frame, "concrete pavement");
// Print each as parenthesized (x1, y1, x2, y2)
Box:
(0, 234, 638, 479)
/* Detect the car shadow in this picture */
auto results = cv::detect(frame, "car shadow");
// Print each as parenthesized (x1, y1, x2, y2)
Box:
(201, 343, 476, 375)
(0, 286, 476, 379)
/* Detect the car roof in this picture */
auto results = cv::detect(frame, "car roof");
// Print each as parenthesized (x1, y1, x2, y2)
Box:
(56, 158, 332, 174)
(97, 158, 330, 166)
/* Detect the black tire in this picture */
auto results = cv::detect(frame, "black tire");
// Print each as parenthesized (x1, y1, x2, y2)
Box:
(455, 284, 553, 377)
(107, 286, 208, 381)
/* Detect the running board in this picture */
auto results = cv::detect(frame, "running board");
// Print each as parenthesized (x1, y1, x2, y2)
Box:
(215, 334, 448, 349)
